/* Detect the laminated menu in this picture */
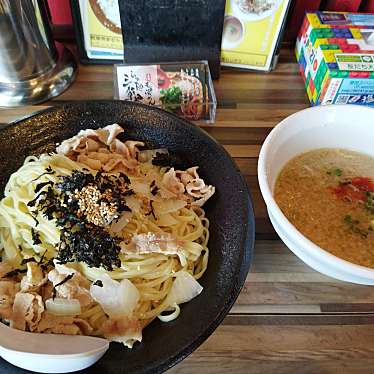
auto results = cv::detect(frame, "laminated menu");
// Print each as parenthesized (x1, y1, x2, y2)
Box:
(296, 12, 374, 106)
(221, 0, 291, 71)
(79, 0, 123, 60)
(113, 61, 216, 123)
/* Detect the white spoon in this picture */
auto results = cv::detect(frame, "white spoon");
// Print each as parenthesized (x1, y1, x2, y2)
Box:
(0, 322, 109, 373)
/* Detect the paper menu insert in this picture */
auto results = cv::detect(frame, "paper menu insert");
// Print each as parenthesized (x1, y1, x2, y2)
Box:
(221, 0, 291, 71)
(79, 0, 123, 60)
(116, 65, 161, 105)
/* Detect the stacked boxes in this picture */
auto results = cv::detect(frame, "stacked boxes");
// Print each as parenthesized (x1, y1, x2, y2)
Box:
(296, 12, 374, 106)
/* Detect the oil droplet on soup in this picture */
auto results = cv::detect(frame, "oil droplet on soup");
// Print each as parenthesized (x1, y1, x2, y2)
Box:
(274, 148, 374, 268)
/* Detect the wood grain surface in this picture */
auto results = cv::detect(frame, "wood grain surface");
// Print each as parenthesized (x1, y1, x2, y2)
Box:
(1, 46, 374, 374)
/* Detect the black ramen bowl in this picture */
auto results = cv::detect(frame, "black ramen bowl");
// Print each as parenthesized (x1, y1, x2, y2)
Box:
(0, 101, 254, 373)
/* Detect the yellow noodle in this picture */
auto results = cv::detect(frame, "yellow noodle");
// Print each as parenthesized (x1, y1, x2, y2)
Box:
(0, 152, 211, 339)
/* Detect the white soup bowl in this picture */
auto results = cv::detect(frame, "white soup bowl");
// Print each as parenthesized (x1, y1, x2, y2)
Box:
(258, 104, 374, 285)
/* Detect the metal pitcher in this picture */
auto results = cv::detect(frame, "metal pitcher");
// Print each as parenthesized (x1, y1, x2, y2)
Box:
(0, 0, 77, 107)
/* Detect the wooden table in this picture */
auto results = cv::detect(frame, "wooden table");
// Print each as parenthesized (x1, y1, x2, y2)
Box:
(2, 46, 374, 373)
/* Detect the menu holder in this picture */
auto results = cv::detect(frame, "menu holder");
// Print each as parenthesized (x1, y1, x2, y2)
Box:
(117, 0, 226, 79)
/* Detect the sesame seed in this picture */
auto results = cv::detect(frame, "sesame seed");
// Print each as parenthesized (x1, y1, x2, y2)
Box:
(74, 184, 119, 227)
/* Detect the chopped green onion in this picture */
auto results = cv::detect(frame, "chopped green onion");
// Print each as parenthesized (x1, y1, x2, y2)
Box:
(344, 214, 352, 223)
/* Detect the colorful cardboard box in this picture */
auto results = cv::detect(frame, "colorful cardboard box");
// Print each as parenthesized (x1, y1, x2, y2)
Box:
(296, 12, 374, 106)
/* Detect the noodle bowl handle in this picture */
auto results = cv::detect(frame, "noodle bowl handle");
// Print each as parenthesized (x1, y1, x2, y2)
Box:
(0, 322, 109, 373)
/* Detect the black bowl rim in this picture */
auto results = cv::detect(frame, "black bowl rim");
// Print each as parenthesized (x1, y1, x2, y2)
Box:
(0, 100, 255, 373)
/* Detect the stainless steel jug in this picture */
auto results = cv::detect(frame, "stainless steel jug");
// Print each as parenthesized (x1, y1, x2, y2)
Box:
(0, 0, 77, 107)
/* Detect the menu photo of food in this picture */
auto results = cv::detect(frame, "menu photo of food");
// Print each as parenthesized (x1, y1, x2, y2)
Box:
(221, 0, 291, 71)
(232, 0, 282, 20)
(114, 62, 216, 123)
(78, 0, 124, 60)
(89, 0, 122, 34)
(160, 70, 205, 120)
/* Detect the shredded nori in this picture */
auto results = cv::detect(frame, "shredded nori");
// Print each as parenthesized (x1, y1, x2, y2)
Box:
(39, 249, 48, 264)
(34, 181, 54, 194)
(54, 273, 74, 287)
(150, 180, 159, 196)
(30, 166, 55, 182)
(19, 251, 50, 268)
(30, 170, 129, 271)
(31, 228, 42, 245)
(30, 214, 39, 226)
(93, 280, 103, 287)
(3, 268, 27, 278)
(20, 257, 37, 265)
(152, 152, 184, 169)
(56, 224, 121, 271)
(122, 189, 135, 196)
(121, 204, 132, 212)
(56, 171, 95, 193)
(52, 273, 75, 299)
(119, 173, 131, 184)
(40, 257, 55, 272)
(145, 200, 157, 220)
(151, 187, 159, 196)
(27, 190, 48, 208)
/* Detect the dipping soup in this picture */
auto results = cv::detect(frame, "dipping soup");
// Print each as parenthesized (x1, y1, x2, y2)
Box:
(274, 148, 374, 268)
